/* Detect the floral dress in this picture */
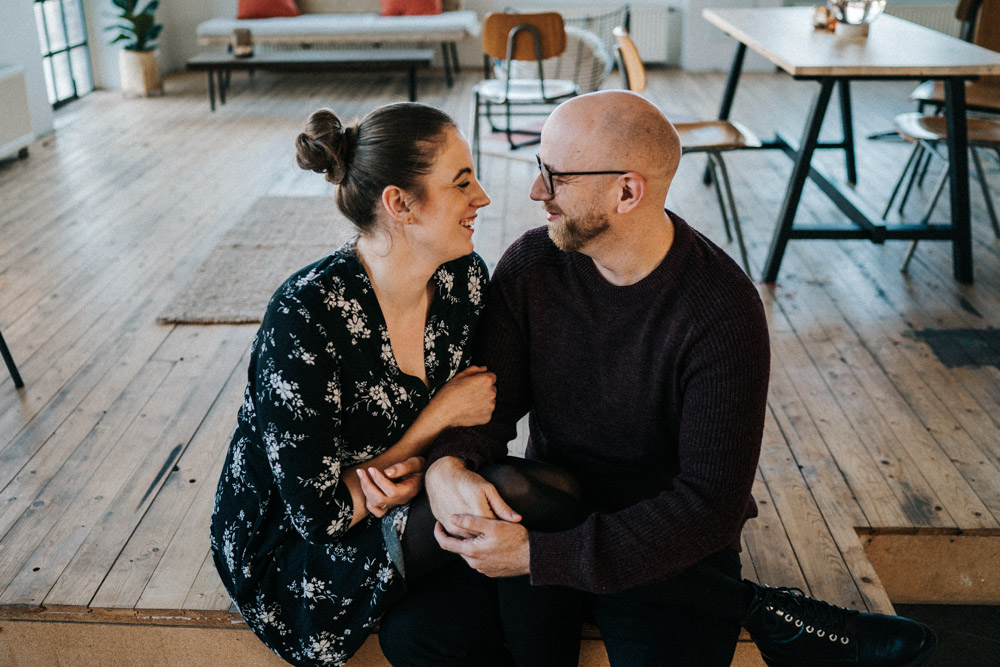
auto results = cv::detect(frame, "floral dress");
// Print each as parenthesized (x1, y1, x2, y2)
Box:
(210, 239, 487, 666)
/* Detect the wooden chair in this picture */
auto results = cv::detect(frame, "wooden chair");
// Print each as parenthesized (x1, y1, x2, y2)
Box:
(614, 26, 759, 276)
(0, 328, 24, 388)
(910, 0, 1000, 116)
(472, 12, 579, 173)
(884, 113, 1000, 270)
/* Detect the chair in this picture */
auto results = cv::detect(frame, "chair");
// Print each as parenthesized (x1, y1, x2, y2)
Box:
(472, 12, 579, 173)
(500, 5, 629, 91)
(910, 0, 1000, 116)
(883, 113, 1000, 270)
(613, 26, 759, 276)
(0, 328, 24, 388)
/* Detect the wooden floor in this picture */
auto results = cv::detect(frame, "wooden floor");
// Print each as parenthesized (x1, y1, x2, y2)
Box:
(1, 65, 999, 666)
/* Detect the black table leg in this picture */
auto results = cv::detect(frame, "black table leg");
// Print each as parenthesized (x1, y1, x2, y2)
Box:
(717, 43, 747, 122)
(217, 68, 227, 105)
(408, 67, 417, 101)
(945, 77, 973, 283)
(838, 80, 857, 186)
(706, 43, 747, 185)
(207, 70, 216, 111)
(762, 80, 836, 283)
(441, 42, 454, 88)
(0, 329, 24, 389)
(450, 42, 461, 75)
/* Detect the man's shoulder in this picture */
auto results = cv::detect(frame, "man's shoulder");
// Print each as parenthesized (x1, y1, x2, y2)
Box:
(493, 226, 564, 281)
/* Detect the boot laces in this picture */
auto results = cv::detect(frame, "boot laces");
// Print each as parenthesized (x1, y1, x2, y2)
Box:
(760, 586, 859, 642)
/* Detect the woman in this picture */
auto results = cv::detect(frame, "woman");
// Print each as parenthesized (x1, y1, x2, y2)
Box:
(210, 103, 506, 666)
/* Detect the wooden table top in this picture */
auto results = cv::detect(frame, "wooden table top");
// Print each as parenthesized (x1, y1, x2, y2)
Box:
(702, 6, 1000, 78)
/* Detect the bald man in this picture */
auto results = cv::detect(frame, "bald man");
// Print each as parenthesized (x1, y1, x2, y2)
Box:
(379, 92, 934, 667)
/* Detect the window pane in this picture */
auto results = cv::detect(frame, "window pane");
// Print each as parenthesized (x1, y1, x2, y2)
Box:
(43, 1, 68, 52)
(34, 2, 52, 55)
(62, 0, 87, 45)
(42, 58, 57, 104)
(51, 51, 74, 101)
(69, 47, 93, 95)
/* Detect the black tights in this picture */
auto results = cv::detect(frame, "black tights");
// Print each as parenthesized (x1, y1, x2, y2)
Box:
(399, 457, 755, 622)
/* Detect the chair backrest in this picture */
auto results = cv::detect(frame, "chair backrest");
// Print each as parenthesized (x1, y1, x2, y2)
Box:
(973, 0, 1000, 52)
(482, 12, 568, 62)
(613, 26, 646, 93)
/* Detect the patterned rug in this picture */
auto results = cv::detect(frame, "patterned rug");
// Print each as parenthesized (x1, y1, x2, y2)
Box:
(158, 196, 356, 324)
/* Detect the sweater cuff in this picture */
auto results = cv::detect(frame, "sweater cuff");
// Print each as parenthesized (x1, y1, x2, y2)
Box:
(528, 529, 599, 592)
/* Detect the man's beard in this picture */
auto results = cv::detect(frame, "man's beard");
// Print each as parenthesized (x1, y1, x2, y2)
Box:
(546, 207, 610, 252)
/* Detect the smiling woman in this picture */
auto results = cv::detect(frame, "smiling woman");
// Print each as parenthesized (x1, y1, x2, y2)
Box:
(209, 102, 499, 665)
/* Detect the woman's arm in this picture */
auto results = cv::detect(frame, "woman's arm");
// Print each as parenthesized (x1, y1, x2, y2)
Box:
(343, 364, 497, 526)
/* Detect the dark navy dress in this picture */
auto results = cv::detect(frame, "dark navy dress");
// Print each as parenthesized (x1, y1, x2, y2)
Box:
(210, 240, 487, 666)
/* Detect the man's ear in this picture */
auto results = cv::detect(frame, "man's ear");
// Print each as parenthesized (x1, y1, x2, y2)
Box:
(380, 185, 412, 222)
(615, 173, 645, 214)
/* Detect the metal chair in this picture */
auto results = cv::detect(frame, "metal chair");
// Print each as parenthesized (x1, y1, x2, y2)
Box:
(614, 26, 759, 276)
(502, 5, 630, 93)
(0, 328, 24, 388)
(472, 12, 579, 173)
(883, 113, 1000, 270)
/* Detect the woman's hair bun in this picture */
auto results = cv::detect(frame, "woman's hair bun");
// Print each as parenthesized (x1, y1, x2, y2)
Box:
(295, 108, 359, 185)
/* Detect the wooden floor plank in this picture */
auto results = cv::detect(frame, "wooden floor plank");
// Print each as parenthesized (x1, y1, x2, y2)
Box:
(93, 342, 252, 610)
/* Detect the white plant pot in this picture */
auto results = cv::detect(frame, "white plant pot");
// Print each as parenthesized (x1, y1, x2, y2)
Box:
(119, 48, 163, 97)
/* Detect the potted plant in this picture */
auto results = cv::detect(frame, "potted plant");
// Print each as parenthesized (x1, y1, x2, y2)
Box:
(107, 0, 164, 96)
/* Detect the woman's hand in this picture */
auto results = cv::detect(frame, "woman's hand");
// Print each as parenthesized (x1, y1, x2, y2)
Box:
(356, 456, 425, 518)
(426, 365, 497, 429)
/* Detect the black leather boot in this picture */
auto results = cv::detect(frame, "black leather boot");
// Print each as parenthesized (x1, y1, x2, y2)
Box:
(741, 583, 936, 666)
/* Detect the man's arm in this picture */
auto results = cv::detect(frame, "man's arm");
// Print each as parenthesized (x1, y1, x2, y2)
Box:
(424, 246, 534, 533)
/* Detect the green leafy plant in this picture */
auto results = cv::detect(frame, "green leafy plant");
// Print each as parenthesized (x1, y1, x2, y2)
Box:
(106, 0, 163, 51)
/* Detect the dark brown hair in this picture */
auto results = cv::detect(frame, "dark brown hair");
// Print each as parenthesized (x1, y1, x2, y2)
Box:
(295, 103, 456, 232)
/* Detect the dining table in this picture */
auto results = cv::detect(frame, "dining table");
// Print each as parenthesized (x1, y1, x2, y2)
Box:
(702, 6, 1000, 283)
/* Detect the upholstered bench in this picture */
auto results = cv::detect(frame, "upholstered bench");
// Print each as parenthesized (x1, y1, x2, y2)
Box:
(195, 0, 481, 87)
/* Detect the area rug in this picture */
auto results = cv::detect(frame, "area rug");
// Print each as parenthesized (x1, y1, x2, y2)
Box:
(158, 196, 356, 324)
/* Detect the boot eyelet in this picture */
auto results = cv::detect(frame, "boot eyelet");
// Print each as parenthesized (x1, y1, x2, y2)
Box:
(795, 620, 803, 628)
(830, 634, 837, 642)
(841, 637, 850, 645)
(784, 613, 794, 622)
(806, 626, 814, 633)
(817, 630, 825, 638)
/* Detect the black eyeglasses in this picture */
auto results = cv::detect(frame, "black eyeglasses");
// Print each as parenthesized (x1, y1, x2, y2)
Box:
(536, 155, 627, 195)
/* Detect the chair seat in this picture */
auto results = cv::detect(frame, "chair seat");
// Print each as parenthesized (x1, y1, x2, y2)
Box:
(910, 79, 1000, 113)
(893, 111, 1000, 145)
(674, 120, 762, 152)
(475, 78, 578, 104)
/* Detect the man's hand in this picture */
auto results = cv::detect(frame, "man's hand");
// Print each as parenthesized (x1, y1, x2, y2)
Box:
(425, 457, 520, 538)
(434, 515, 530, 578)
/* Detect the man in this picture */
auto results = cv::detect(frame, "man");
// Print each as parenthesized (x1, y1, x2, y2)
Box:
(380, 91, 934, 667)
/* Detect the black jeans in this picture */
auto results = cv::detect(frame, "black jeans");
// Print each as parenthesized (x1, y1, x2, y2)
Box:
(379, 547, 742, 667)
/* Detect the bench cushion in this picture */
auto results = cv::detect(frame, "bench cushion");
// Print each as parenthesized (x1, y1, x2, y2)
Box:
(196, 11, 480, 46)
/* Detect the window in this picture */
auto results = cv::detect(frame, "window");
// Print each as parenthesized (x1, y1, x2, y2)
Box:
(34, 0, 93, 107)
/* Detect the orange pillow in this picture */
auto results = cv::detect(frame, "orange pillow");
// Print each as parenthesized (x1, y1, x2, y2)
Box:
(237, 0, 300, 19)
(381, 0, 442, 16)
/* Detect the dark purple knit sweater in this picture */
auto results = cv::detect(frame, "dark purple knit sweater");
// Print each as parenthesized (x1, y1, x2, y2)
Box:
(428, 212, 770, 594)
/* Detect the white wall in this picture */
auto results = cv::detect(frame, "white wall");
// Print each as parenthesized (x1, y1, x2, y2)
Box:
(0, 0, 55, 138)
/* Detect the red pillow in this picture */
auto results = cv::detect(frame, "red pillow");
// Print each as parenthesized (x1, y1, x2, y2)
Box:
(381, 0, 442, 16)
(237, 0, 300, 20)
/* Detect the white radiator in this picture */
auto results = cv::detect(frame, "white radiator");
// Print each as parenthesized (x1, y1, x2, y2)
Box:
(0, 66, 33, 159)
(506, 2, 681, 64)
(883, 3, 962, 37)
